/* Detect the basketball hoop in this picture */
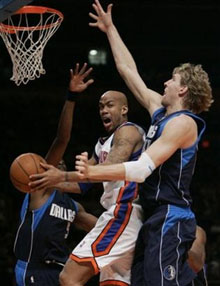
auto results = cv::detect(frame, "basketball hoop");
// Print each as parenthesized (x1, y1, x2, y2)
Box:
(0, 6, 63, 86)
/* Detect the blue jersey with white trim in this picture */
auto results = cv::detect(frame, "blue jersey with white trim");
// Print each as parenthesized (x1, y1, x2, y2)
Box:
(139, 108, 206, 209)
(14, 190, 78, 264)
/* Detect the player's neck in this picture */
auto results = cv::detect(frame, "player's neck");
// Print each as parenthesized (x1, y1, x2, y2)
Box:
(165, 103, 185, 116)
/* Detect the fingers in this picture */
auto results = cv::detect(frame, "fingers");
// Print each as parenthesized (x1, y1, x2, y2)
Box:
(89, 12, 98, 21)
(70, 68, 74, 78)
(86, 79, 94, 87)
(75, 152, 89, 178)
(75, 158, 87, 166)
(107, 3, 113, 14)
(79, 63, 88, 75)
(72, 63, 89, 76)
(75, 166, 86, 174)
(39, 162, 51, 170)
(68, 62, 93, 93)
(74, 63, 79, 74)
(28, 177, 47, 188)
(75, 157, 86, 166)
(95, 0, 105, 13)
(75, 152, 88, 168)
(29, 173, 45, 180)
(70, 63, 93, 84)
(76, 151, 88, 161)
(89, 22, 98, 28)
(83, 67, 93, 78)
(92, 3, 100, 15)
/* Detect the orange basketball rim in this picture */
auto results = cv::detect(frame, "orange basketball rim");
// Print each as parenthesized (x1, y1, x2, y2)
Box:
(0, 6, 64, 85)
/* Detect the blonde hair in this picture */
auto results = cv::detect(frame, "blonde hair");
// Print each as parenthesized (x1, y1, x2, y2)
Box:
(173, 63, 213, 114)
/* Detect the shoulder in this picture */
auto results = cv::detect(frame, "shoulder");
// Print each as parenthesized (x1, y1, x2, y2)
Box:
(113, 123, 144, 145)
(162, 114, 198, 148)
(116, 122, 144, 137)
(165, 114, 197, 133)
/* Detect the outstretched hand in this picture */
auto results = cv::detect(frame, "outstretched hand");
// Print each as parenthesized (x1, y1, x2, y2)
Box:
(75, 152, 90, 180)
(69, 63, 94, 93)
(29, 163, 65, 192)
(89, 0, 113, 33)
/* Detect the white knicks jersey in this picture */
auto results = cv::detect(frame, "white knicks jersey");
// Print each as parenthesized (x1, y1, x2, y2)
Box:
(94, 122, 146, 209)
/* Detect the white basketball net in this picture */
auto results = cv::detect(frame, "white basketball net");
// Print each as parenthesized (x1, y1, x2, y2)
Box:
(0, 6, 63, 86)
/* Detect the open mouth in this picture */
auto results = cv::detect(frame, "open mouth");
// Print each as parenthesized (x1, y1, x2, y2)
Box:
(102, 117, 112, 129)
(103, 118, 111, 124)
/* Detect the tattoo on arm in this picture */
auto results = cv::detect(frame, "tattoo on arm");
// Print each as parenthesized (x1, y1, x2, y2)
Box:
(105, 126, 142, 164)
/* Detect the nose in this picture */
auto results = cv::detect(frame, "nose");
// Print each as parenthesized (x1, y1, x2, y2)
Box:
(164, 79, 171, 87)
(100, 106, 108, 115)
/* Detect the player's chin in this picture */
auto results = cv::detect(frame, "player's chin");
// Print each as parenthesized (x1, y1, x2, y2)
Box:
(104, 125, 114, 133)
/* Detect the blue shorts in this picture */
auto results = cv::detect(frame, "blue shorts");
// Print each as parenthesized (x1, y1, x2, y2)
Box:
(131, 204, 197, 286)
(15, 260, 63, 286)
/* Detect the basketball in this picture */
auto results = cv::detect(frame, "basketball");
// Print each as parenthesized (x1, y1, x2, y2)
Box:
(10, 153, 46, 193)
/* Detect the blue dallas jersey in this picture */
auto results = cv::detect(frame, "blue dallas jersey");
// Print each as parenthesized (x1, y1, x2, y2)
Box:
(14, 190, 78, 265)
(139, 107, 206, 210)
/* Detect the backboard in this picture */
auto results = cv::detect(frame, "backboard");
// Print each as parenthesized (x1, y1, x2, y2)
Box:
(0, 0, 33, 22)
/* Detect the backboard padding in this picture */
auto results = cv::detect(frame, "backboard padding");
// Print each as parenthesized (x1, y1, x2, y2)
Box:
(0, 0, 33, 23)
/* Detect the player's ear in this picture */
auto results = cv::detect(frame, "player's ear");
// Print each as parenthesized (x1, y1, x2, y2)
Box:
(179, 85, 188, 97)
(122, 105, 128, 115)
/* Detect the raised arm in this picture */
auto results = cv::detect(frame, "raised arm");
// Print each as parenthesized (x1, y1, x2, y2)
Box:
(29, 64, 94, 192)
(89, 0, 162, 116)
(45, 63, 94, 167)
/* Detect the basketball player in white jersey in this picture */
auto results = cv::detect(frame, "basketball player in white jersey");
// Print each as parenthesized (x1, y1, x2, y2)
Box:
(29, 90, 146, 286)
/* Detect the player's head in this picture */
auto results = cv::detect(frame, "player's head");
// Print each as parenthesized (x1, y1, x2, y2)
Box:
(99, 90, 128, 133)
(173, 63, 213, 114)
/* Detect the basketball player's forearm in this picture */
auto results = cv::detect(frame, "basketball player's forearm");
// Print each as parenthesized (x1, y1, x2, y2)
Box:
(106, 25, 152, 110)
(55, 181, 81, 194)
(187, 249, 205, 273)
(87, 163, 126, 181)
(83, 215, 98, 232)
(56, 101, 75, 142)
(187, 234, 206, 273)
(45, 101, 75, 165)
(77, 152, 156, 183)
(76, 214, 98, 232)
(106, 25, 137, 72)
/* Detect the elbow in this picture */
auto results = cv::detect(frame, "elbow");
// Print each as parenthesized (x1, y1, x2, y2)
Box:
(189, 261, 204, 273)
(187, 251, 205, 273)
(117, 63, 137, 77)
(135, 175, 146, 183)
(124, 168, 148, 183)
(116, 63, 126, 76)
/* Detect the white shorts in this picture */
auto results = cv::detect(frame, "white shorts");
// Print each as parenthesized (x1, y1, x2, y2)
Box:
(70, 203, 143, 285)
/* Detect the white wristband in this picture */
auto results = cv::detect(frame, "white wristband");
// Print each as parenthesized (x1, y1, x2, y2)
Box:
(123, 152, 155, 183)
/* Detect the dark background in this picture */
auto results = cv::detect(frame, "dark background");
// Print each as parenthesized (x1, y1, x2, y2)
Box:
(0, 0, 220, 285)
